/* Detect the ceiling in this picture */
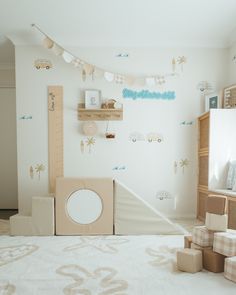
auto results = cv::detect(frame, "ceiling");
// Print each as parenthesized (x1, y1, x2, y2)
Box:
(0, 0, 236, 63)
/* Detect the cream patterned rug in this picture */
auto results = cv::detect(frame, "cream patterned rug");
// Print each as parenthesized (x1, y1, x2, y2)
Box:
(0, 219, 10, 235)
(0, 231, 235, 294)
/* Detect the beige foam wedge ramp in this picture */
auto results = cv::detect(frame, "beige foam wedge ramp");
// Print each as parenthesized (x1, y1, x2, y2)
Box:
(114, 180, 186, 235)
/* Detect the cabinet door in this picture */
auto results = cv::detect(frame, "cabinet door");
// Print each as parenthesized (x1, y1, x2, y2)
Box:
(199, 114, 209, 150)
(198, 190, 207, 220)
(228, 199, 236, 230)
(199, 154, 209, 187)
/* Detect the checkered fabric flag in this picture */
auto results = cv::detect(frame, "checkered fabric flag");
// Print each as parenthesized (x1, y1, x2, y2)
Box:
(115, 74, 125, 84)
(156, 75, 165, 85)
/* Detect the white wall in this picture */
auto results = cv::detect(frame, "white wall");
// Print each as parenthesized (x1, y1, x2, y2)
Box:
(228, 41, 236, 85)
(0, 69, 15, 88)
(15, 45, 228, 217)
(0, 87, 18, 209)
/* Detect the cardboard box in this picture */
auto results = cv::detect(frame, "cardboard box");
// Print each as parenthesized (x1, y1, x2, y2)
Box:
(203, 248, 226, 273)
(184, 236, 192, 248)
(206, 195, 227, 215)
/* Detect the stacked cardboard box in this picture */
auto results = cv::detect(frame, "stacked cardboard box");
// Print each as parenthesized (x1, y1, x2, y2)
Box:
(179, 195, 236, 282)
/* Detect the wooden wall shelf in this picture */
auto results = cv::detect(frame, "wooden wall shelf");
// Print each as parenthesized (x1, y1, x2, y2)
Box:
(77, 103, 123, 121)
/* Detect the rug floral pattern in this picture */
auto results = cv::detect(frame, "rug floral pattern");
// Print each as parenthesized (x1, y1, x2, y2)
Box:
(64, 236, 129, 254)
(57, 264, 128, 294)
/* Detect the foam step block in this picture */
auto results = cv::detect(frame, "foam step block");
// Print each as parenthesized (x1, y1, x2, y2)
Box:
(213, 230, 236, 257)
(224, 257, 236, 283)
(32, 196, 54, 235)
(192, 226, 215, 247)
(10, 196, 55, 236)
(203, 248, 226, 273)
(184, 236, 192, 248)
(206, 195, 227, 215)
(205, 212, 228, 232)
(177, 249, 202, 273)
(10, 215, 35, 236)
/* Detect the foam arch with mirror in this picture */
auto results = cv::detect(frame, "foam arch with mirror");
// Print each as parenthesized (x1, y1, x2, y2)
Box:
(55, 177, 113, 235)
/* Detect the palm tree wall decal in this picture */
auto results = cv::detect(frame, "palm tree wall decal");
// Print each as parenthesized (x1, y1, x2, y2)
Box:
(35, 164, 45, 180)
(86, 137, 96, 154)
(179, 159, 189, 174)
(177, 56, 187, 72)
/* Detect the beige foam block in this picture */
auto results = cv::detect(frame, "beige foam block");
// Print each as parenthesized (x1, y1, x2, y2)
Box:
(114, 180, 186, 235)
(191, 242, 212, 251)
(184, 236, 192, 248)
(205, 212, 228, 232)
(32, 196, 55, 235)
(206, 195, 227, 215)
(192, 226, 214, 247)
(177, 249, 203, 273)
(213, 230, 236, 257)
(224, 257, 236, 283)
(203, 248, 226, 273)
(10, 214, 35, 236)
(10, 196, 55, 236)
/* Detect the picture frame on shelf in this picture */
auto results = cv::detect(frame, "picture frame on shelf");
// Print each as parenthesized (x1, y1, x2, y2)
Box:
(205, 93, 220, 112)
(85, 90, 101, 109)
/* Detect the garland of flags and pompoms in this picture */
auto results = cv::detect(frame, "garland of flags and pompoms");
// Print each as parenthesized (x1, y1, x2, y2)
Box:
(32, 24, 186, 87)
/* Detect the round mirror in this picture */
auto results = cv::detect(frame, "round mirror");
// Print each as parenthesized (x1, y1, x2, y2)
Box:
(66, 189, 103, 224)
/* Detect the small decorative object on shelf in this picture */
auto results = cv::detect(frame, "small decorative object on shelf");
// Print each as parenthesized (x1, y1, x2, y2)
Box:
(101, 99, 117, 109)
(223, 84, 236, 109)
(105, 121, 115, 139)
(105, 133, 115, 139)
